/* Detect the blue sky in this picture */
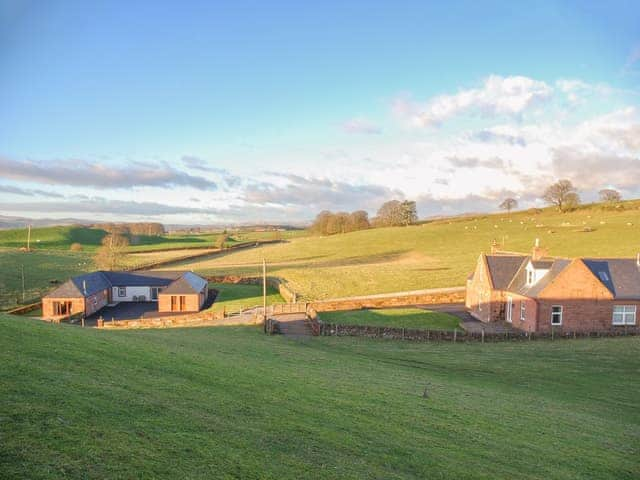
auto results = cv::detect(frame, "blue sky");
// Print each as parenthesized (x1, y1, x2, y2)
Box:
(1, 0, 639, 224)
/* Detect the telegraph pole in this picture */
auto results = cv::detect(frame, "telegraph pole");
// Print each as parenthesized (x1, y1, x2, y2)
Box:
(262, 258, 267, 319)
(21, 264, 25, 302)
(27, 224, 31, 252)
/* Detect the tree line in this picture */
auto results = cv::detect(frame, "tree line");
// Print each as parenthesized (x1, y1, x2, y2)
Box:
(97, 222, 166, 236)
(499, 180, 624, 214)
(311, 200, 418, 235)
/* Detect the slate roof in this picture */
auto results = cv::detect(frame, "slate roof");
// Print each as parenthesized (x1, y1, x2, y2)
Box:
(160, 272, 208, 295)
(582, 258, 640, 299)
(510, 259, 571, 297)
(43, 270, 207, 299)
(485, 255, 528, 289)
(43, 271, 112, 299)
(484, 254, 640, 300)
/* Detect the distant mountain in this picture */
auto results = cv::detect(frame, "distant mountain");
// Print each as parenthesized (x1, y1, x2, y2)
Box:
(0, 215, 93, 230)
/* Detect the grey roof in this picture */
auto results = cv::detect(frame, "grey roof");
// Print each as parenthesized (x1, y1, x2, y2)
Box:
(43, 270, 207, 299)
(44, 271, 111, 299)
(582, 258, 640, 299)
(102, 271, 182, 287)
(485, 255, 528, 289)
(511, 259, 571, 297)
(160, 272, 208, 295)
(531, 259, 554, 269)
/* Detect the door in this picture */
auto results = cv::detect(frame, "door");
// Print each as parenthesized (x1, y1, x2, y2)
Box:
(179, 296, 186, 311)
(506, 297, 513, 323)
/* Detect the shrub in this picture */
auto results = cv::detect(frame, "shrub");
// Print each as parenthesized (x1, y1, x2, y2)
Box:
(70, 243, 83, 252)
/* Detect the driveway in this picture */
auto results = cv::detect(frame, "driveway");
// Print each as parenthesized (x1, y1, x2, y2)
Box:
(85, 302, 170, 325)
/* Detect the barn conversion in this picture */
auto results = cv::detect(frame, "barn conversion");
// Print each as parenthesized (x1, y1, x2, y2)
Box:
(466, 241, 640, 333)
(42, 270, 208, 320)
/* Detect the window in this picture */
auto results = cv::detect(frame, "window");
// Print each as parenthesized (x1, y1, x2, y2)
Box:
(118, 287, 126, 297)
(551, 305, 563, 325)
(612, 305, 636, 326)
(598, 271, 609, 282)
(53, 301, 72, 316)
(520, 302, 526, 321)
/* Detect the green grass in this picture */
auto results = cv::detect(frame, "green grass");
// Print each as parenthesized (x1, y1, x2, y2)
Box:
(1, 316, 638, 479)
(161, 200, 640, 300)
(208, 282, 284, 314)
(320, 308, 461, 330)
(0, 249, 94, 310)
(0, 226, 107, 251)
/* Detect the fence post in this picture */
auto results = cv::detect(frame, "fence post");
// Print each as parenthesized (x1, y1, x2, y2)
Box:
(551, 326, 554, 341)
(402, 327, 405, 340)
(453, 328, 457, 343)
(481, 327, 485, 344)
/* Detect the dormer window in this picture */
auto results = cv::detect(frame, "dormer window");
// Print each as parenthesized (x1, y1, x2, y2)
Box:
(527, 270, 534, 285)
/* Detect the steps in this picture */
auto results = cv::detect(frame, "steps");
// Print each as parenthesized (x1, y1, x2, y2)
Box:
(274, 314, 313, 337)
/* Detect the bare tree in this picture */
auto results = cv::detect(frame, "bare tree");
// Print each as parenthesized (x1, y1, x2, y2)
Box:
(94, 234, 130, 270)
(543, 179, 579, 212)
(499, 198, 518, 214)
(599, 188, 622, 204)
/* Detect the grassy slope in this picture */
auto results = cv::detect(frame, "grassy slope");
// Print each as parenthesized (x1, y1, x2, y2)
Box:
(0, 226, 107, 251)
(1, 316, 638, 479)
(164, 202, 640, 300)
(320, 308, 461, 330)
(207, 282, 284, 313)
(0, 249, 94, 309)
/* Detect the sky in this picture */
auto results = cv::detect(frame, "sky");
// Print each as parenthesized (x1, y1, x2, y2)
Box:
(1, 0, 639, 225)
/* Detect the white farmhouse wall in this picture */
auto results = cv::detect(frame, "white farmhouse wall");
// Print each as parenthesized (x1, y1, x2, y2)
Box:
(112, 286, 154, 302)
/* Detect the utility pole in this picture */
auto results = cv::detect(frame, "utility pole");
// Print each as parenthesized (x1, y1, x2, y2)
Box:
(262, 258, 267, 320)
(27, 224, 31, 252)
(21, 264, 25, 302)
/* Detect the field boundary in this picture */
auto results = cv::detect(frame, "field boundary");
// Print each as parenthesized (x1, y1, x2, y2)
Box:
(318, 322, 640, 342)
(308, 287, 465, 312)
(126, 240, 284, 271)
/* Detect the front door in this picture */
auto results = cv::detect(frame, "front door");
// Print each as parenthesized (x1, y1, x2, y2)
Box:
(506, 297, 513, 323)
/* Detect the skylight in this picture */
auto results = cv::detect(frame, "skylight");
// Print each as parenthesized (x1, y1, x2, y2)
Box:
(598, 271, 609, 282)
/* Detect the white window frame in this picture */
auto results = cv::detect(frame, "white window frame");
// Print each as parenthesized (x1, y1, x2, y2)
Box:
(551, 305, 563, 326)
(520, 301, 526, 321)
(612, 305, 636, 326)
(118, 286, 126, 297)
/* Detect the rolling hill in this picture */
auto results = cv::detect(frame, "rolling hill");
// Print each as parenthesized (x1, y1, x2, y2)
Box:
(161, 200, 640, 300)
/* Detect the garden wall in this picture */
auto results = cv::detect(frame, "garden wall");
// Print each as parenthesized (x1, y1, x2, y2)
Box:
(309, 287, 465, 312)
(99, 310, 262, 329)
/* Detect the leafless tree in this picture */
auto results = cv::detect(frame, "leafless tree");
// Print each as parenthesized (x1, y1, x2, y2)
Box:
(499, 198, 518, 214)
(543, 179, 579, 212)
(599, 188, 622, 204)
(94, 234, 130, 270)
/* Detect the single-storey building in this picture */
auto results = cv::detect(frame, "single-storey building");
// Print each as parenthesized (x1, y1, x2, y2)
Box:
(42, 270, 208, 320)
(466, 241, 640, 333)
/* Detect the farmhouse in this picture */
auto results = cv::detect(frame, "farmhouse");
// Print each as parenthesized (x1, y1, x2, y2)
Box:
(466, 241, 640, 333)
(42, 270, 208, 320)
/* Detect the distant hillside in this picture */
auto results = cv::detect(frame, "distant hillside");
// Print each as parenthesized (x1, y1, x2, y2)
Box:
(0, 226, 107, 251)
(162, 198, 640, 300)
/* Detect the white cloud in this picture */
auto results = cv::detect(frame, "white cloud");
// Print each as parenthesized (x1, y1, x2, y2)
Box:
(394, 75, 553, 127)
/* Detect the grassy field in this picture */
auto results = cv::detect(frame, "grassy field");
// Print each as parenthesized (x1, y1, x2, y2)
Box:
(207, 282, 284, 314)
(1, 316, 638, 479)
(161, 201, 640, 300)
(0, 248, 94, 310)
(0, 226, 107, 251)
(320, 308, 461, 330)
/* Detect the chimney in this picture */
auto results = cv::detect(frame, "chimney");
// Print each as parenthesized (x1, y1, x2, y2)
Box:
(532, 238, 547, 261)
(490, 239, 498, 254)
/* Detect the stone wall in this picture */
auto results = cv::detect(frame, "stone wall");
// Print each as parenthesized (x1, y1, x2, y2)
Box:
(99, 310, 262, 329)
(320, 322, 640, 342)
(309, 287, 465, 312)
